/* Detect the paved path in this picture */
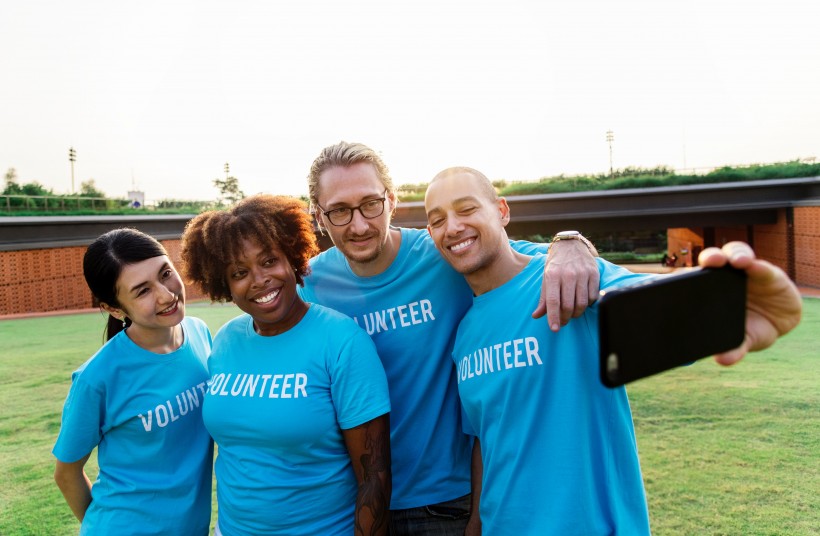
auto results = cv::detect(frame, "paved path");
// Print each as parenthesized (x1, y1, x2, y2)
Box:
(798, 285, 820, 298)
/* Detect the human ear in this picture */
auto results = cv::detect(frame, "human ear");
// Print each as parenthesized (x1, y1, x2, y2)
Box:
(311, 206, 326, 235)
(498, 198, 511, 227)
(100, 302, 125, 321)
(387, 191, 398, 214)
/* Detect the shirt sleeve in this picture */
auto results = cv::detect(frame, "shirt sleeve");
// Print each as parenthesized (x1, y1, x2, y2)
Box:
(460, 402, 477, 436)
(509, 239, 549, 256)
(329, 327, 391, 430)
(52, 371, 105, 463)
(186, 316, 214, 368)
(598, 258, 659, 290)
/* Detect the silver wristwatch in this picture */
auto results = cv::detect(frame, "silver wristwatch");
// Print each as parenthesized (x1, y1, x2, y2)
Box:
(551, 230, 597, 255)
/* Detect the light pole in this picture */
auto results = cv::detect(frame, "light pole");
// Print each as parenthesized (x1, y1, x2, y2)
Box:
(224, 162, 230, 179)
(68, 147, 76, 194)
(606, 130, 614, 178)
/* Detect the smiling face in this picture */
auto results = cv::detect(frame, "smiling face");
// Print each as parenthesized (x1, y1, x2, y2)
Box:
(425, 170, 511, 277)
(314, 161, 399, 276)
(226, 238, 308, 336)
(105, 255, 186, 331)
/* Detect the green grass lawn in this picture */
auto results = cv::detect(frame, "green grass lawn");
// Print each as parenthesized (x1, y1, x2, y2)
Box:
(0, 302, 240, 535)
(629, 298, 820, 535)
(1, 300, 817, 535)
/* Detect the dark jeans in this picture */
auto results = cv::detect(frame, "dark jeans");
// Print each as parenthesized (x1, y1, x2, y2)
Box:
(389, 493, 471, 536)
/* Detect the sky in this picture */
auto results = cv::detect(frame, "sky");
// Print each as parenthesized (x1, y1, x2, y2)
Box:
(1, 0, 819, 203)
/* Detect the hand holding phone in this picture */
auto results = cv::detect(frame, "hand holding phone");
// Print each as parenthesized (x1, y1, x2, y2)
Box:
(598, 267, 747, 387)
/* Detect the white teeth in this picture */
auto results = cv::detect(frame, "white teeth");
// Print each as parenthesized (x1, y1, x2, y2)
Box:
(450, 238, 475, 252)
(254, 289, 280, 304)
(158, 299, 178, 314)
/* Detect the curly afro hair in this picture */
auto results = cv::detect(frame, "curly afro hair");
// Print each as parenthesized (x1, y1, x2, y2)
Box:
(180, 194, 319, 302)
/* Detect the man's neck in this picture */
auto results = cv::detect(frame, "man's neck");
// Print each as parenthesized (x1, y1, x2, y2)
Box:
(348, 227, 403, 277)
(466, 248, 531, 297)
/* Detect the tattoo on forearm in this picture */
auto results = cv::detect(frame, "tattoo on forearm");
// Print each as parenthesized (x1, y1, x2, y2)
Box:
(354, 419, 390, 535)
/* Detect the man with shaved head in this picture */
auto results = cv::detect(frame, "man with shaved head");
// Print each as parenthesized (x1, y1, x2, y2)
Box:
(424, 166, 802, 535)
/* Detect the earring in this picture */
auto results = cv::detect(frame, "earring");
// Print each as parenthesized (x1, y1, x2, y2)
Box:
(122, 317, 127, 328)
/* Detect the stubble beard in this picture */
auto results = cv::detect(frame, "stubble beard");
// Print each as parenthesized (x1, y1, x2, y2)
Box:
(341, 231, 386, 267)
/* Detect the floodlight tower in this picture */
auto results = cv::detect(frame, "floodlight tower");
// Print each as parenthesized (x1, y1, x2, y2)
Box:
(68, 147, 77, 194)
(606, 130, 614, 178)
(224, 162, 230, 178)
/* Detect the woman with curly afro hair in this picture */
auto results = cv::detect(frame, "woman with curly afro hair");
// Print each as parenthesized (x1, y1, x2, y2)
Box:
(180, 194, 391, 536)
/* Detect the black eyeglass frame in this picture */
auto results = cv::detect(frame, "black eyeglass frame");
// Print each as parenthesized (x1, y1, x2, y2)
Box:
(315, 189, 389, 226)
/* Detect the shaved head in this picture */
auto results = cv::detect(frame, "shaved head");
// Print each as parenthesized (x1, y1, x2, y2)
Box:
(429, 167, 498, 203)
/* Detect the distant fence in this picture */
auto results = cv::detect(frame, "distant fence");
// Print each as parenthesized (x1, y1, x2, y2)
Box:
(0, 195, 212, 214)
(1, 194, 129, 213)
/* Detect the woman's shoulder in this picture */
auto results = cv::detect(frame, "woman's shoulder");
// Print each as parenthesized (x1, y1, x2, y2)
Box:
(182, 315, 211, 337)
(302, 304, 372, 345)
(212, 312, 253, 341)
(308, 243, 345, 271)
(305, 302, 358, 327)
(71, 332, 131, 384)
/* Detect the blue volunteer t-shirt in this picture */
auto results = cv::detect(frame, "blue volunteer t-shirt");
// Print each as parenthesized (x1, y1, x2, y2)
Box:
(300, 226, 544, 509)
(454, 257, 653, 535)
(204, 304, 391, 535)
(52, 316, 214, 536)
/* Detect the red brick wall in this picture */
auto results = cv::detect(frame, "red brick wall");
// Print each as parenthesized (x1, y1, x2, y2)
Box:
(3, 209, 818, 316)
(794, 206, 820, 287)
(0, 238, 207, 316)
(0, 246, 90, 315)
(752, 209, 790, 271)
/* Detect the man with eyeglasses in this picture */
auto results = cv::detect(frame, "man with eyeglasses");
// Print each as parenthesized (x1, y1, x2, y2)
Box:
(298, 141, 599, 535)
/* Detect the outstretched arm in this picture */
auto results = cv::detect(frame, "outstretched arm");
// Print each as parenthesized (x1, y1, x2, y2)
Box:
(532, 235, 600, 332)
(343, 414, 391, 536)
(698, 241, 802, 365)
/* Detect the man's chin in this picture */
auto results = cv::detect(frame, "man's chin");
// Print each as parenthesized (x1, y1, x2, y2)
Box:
(341, 245, 382, 265)
(446, 255, 481, 275)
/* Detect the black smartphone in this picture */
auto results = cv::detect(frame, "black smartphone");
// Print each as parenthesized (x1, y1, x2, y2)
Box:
(598, 266, 747, 387)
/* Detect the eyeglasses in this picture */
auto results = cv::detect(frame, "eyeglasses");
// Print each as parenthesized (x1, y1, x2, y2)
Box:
(316, 190, 388, 226)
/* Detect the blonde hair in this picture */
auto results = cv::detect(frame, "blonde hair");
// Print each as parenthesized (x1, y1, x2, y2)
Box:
(307, 141, 394, 209)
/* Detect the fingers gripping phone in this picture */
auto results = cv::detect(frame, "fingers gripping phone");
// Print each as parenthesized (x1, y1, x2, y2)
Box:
(598, 266, 747, 388)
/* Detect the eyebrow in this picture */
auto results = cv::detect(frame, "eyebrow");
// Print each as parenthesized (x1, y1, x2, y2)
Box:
(325, 190, 385, 210)
(128, 262, 171, 294)
(426, 195, 480, 218)
(426, 206, 443, 218)
(451, 195, 480, 205)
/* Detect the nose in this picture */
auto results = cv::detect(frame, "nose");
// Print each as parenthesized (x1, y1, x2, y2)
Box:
(250, 266, 271, 288)
(444, 213, 465, 237)
(347, 207, 370, 234)
(159, 284, 176, 303)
